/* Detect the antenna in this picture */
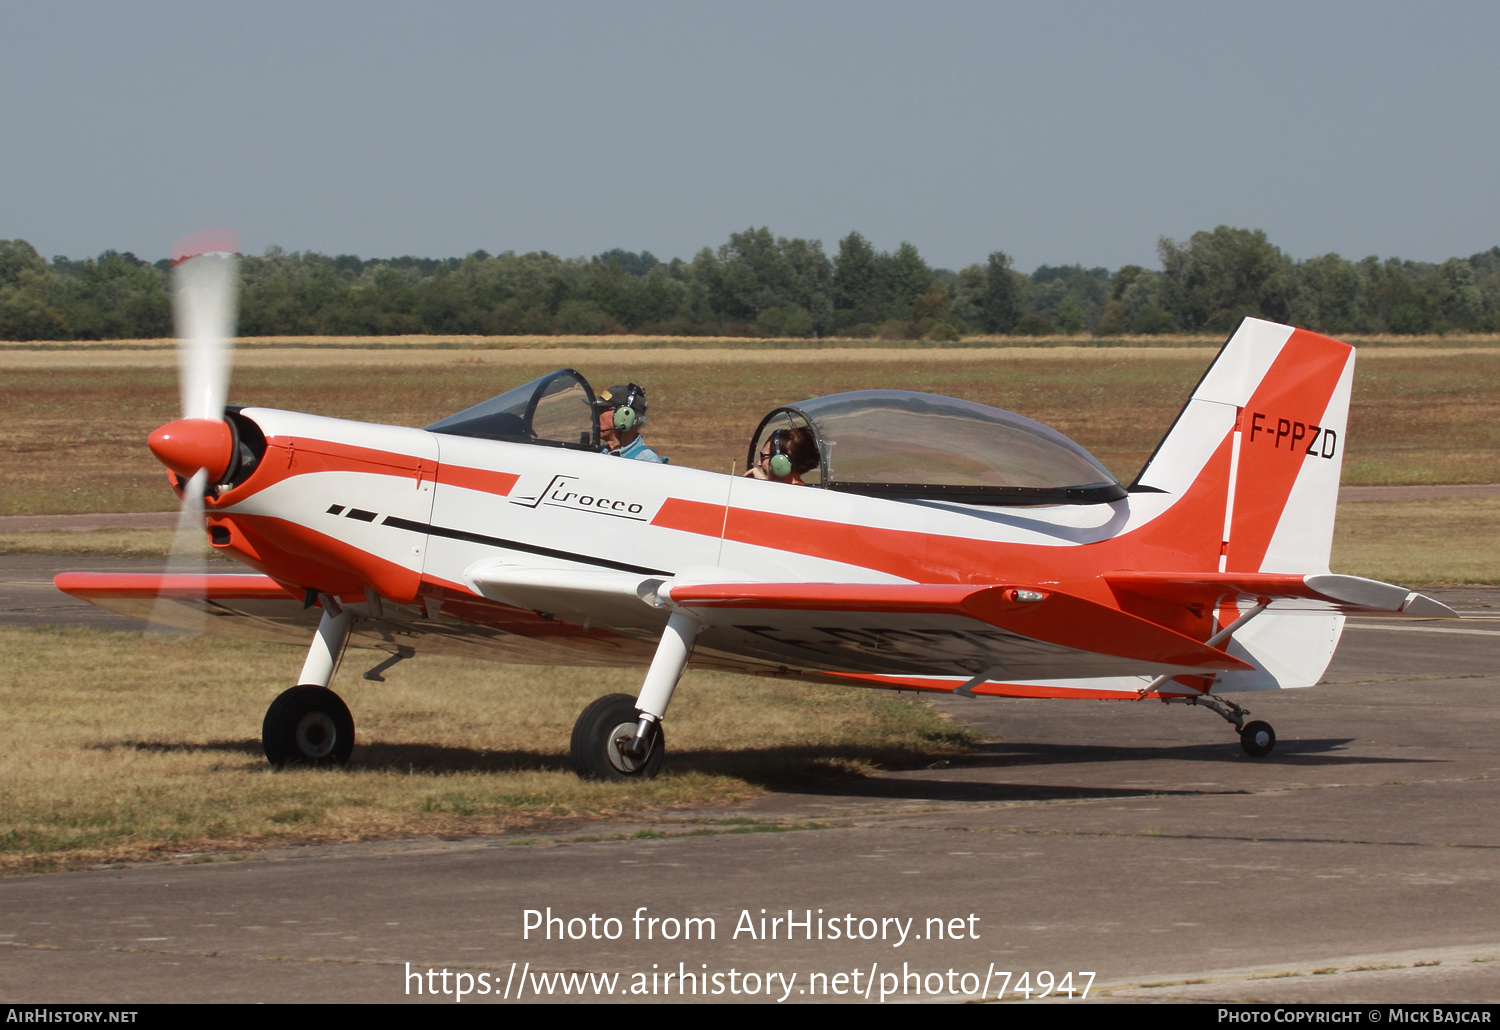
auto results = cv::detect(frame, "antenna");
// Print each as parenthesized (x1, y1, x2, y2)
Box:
(717, 461, 735, 566)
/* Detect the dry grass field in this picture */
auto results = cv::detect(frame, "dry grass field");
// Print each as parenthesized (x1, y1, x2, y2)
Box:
(0, 626, 974, 873)
(1330, 496, 1500, 585)
(4, 345, 1499, 515)
(0, 529, 214, 558)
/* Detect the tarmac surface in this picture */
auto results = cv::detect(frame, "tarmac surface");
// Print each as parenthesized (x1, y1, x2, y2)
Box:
(2, 556, 1498, 1004)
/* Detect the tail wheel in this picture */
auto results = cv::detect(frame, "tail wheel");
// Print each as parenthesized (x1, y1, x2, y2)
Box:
(263, 685, 355, 767)
(571, 693, 664, 781)
(1240, 720, 1276, 758)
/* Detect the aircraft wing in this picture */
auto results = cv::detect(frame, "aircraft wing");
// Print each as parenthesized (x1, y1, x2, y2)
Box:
(49, 571, 665, 667)
(463, 564, 1256, 679)
(56, 567, 1270, 683)
(657, 579, 1253, 680)
(54, 571, 319, 646)
(1106, 571, 1458, 617)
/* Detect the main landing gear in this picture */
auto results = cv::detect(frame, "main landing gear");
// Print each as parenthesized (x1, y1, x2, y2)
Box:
(263, 598, 356, 767)
(571, 611, 700, 781)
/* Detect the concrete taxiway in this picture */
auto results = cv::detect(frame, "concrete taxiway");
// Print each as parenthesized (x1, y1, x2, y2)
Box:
(1, 558, 1497, 1003)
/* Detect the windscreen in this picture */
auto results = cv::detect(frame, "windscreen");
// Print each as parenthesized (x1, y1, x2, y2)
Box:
(797, 390, 1119, 491)
(426, 369, 596, 448)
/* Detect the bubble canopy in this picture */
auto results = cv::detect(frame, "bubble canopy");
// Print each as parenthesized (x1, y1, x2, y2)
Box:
(749, 390, 1127, 505)
(426, 369, 599, 450)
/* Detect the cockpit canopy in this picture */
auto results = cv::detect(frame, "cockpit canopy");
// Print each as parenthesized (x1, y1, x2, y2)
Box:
(750, 390, 1126, 505)
(426, 369, 599, 450)
(429, 372, 1124, 506)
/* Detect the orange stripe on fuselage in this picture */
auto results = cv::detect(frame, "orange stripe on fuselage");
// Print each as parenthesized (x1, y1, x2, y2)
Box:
(210, 435, 519, 508)
(435, 465, 519, 496)
(652, 434, 1234, 606)
(209, 436, 437, 510)
(652, 497, 726, 537)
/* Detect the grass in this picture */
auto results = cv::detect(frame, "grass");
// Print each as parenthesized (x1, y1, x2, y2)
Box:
(0, 626, 976, 873)
(13, 499, 1496, 586)
(5, 348, 1500, 515)
(1331, 496, 1500, 585)
(0, 529, 217, 558)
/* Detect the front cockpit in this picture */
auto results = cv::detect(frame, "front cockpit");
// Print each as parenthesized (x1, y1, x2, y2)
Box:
(426, 369, 599, 450)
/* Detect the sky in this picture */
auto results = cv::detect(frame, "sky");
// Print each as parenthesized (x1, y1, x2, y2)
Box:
(2, 1, 1496, 271)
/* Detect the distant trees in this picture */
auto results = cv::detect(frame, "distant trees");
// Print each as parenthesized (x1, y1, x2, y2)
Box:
(0, 240, 169, 340)
(978, 251, 1025, 333)
(1158, 227, 1293, 331)
(1, 228, 1497, 340)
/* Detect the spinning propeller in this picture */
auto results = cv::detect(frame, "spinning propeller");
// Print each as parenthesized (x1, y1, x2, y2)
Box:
(144, 229, 241, 633)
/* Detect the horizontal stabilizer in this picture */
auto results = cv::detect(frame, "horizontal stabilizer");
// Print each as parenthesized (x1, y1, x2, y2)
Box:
(1106, 571, 1457, 618)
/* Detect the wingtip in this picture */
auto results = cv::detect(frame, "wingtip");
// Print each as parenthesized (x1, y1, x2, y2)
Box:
(1400, 592, 1461, 619)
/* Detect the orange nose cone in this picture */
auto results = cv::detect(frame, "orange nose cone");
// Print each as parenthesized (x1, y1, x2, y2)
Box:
(148, 418, 234, 481)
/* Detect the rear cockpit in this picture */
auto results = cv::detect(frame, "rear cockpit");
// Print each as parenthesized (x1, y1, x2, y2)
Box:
(749, 390, 1125, 506)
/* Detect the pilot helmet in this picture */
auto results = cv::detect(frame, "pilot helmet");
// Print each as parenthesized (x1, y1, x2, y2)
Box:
(594, 383, 648, 431)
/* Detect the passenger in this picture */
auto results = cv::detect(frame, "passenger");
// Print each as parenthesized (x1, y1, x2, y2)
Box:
(746, 426, 818, 484)
(594, 383, 665, 463)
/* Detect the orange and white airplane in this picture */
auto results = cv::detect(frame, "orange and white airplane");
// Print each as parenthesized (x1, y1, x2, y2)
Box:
(57, 236, 1454, 778)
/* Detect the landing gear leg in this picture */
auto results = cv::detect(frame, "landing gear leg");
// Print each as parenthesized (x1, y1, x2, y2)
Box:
(571, 611, 700, 781)
(1164, 693, 1276, 758)
(263, 598, 356, 767)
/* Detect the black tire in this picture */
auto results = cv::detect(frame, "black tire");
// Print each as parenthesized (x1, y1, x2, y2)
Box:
(262, 685, 355, 767)
(570, 693, 664, 781)
(1240, 720, 1276, 758)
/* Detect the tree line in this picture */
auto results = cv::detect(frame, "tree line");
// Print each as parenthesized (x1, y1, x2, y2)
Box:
(1, 226, 1497, 341)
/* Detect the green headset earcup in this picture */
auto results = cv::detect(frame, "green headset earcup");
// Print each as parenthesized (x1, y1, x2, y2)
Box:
(613, 406, 638, 431)
(769, 453, 793, 478)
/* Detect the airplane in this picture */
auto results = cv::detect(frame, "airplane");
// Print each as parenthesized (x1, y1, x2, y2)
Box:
(56, 233, 1457, 780)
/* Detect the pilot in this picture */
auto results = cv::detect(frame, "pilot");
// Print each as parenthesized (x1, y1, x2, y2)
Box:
(746, 426, 818, 484)
(594, 383, 666, 463)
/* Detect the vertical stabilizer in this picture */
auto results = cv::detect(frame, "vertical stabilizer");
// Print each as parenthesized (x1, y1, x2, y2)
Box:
(1134, 318, 1355, 575)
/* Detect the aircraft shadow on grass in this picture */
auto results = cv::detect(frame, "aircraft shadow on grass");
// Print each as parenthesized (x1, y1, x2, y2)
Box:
(104, 739, 1017, 783)
(96, 735, 1437, 806)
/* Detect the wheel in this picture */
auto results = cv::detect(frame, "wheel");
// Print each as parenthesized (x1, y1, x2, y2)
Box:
(262, 685, 355, 767)
(1240, 720, 1276, 758)
(570, 693, 664, 781)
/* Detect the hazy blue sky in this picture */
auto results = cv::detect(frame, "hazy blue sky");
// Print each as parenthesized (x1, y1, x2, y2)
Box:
(3, 1, 1496, 270)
